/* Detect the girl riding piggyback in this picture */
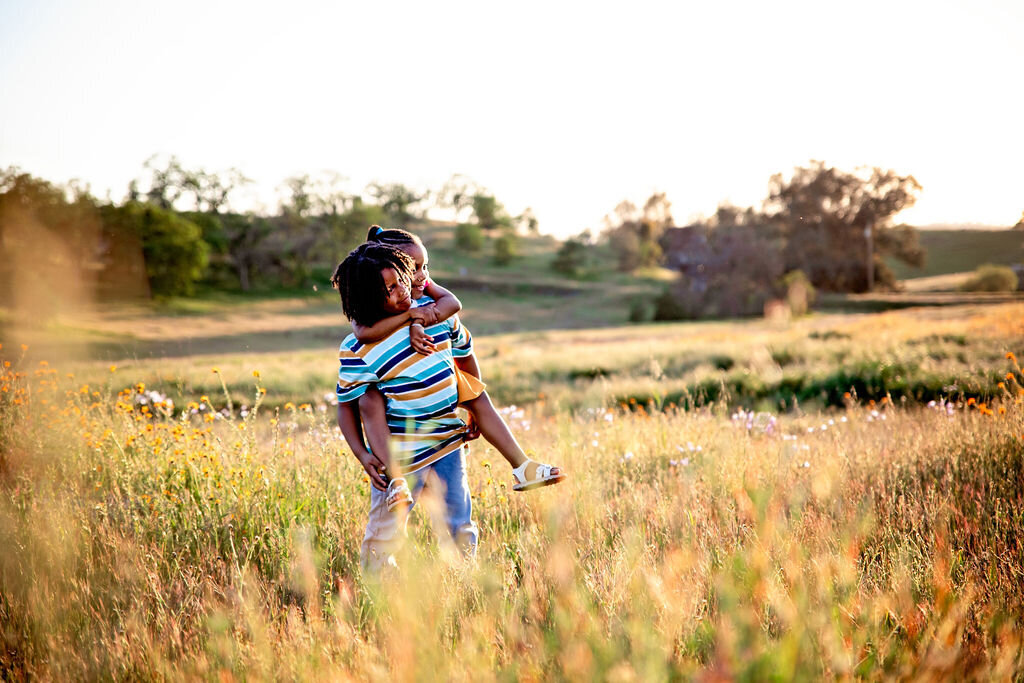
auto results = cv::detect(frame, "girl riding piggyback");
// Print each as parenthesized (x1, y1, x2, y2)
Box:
(354, 225, 565, 509)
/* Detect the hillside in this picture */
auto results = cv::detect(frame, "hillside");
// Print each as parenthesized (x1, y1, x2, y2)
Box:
(887, 228, 1024, 279)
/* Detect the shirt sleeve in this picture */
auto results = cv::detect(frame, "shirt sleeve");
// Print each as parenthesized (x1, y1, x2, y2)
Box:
(336, 347, 378, 403)
(448, 314, 474, 358)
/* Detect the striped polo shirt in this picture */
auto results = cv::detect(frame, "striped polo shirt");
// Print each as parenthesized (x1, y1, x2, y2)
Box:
(336, 299, 474, 473)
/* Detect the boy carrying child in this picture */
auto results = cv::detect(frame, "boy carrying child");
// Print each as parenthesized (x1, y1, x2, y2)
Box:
(332, 241, 478, 569)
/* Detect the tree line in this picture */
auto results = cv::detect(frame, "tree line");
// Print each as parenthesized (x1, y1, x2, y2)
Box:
(0, 158, 532, 300)
(3, 156, 930, 319)
(554, 161, 927, 318)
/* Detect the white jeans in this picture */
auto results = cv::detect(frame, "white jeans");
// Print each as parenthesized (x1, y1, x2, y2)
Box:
(360, 447, 478, 571)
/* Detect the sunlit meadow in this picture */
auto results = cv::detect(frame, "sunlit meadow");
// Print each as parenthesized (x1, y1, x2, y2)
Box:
(2, 310, 1024, 679)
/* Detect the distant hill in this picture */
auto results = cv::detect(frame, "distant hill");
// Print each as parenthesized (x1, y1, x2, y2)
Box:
(888, 228, 1024, 280)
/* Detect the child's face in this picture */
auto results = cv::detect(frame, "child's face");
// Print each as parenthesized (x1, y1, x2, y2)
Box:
(400, 243, 429, 299)
(379, 267, 412, 315)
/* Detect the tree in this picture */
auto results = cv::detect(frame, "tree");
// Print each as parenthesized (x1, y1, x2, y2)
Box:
(654, 225, 785, 319)
(366, 182, 429, 226)
(602, 193, 674, 271)
(516, 207, 539, 234)
(325, 198, 386, 262)
(180, 167, 250, 213)
(435, 174, 480, 221)
(307, 171, 356, 216)
(493, 230, 518, 266)
(138, 154, 186, 209)
(551, 234, 591, 277)
(280, 175, 314, 218)
(102, 202, 208, 297)
(470, 193, 513, 232)
(765, 161, 923, 291)
(0, 168, 109, 310)
(134, 155, 249, 213)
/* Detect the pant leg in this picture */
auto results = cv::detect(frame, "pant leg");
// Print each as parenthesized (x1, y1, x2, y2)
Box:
(427, 447, 478, 557)
(359, 470, 428, 571)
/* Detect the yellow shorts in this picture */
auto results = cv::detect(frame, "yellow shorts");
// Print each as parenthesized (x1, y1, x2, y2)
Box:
(455, 366, 486, 404)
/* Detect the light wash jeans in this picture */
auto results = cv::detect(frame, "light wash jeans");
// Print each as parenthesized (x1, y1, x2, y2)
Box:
(360, 447, 477, 571)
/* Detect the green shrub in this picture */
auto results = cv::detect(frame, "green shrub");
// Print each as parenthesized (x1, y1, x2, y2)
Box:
(960, 264, 1018, 292)
(454, 222, 484, 253)
(552, 238, 590, 277)
(493, 231, 518, 266)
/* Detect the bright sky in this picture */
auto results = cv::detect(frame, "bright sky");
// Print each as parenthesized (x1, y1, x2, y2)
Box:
(2, 0, 1022, 236)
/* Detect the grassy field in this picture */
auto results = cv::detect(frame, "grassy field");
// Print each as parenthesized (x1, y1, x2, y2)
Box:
(2, 294, 1019, 415)
(887, 228, 1024, 280)
(1, 294, 1024, 678)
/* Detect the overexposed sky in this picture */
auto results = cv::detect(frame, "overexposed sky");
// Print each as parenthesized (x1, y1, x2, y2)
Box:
(2, 0, 1022, 235)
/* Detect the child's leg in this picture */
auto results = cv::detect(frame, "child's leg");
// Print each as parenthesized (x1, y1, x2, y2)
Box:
(463, 392, 562, 480)
(361, 468, 427, 571)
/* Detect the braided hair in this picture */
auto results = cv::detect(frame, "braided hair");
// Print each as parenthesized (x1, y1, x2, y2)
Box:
(330, 242, 414, 326)
(366, 224, 423, 250)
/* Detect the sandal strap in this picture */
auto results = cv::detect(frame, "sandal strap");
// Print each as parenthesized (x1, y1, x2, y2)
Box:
(512, 459, 556, 484)
(386, 478, 412, 507)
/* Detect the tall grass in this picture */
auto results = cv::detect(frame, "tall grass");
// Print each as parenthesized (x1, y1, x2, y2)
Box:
(2, 344, 1024, 679)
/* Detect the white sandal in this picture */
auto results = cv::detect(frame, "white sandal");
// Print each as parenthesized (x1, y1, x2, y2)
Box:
(385, 477, 413, 511)
(512, 459, 566, 492)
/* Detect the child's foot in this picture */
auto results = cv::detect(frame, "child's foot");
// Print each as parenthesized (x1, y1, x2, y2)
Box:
(385, 476, 413, 511)
(511, 459, 566, 492)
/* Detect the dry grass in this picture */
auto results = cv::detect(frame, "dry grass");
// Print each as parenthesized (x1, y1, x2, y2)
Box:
(2, 338, 1024, 679)
(3, 302, 1020, 418)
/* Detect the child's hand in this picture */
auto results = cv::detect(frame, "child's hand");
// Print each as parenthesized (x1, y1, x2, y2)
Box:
(463, 412, 481, 441)
(410, 323, 437, 355)
(354, 449, 388, 491)
(410, 305, 440, 326)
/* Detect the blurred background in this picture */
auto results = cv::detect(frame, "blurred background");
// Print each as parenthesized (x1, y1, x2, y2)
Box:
(1, 0, 1022, 394)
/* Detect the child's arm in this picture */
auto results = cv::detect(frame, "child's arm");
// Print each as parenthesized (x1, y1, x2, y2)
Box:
(455, 353, 482, 381)
(337, 401, 387, 490)
(422, 281, 462, 323)
(352, 310, 416, 344)
(391, 282, 465, 355)
(349, 281, 459, 345)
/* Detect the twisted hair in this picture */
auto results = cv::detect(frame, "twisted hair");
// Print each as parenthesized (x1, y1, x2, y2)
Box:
(366, 224, 423, 250)
(330, 242, 414, 326)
